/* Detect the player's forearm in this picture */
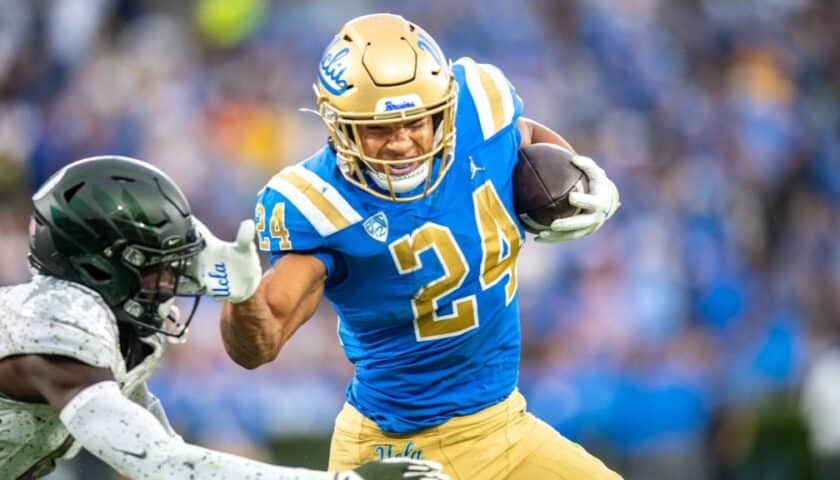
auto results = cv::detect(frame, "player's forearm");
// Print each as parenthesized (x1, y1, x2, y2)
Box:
(221, 255, 327, 369)
(61, 381, 334, 480)
(221, 289, 283, 369)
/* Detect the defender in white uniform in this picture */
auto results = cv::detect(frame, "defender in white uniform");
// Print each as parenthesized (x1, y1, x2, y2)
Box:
(0, 156, 448, 480)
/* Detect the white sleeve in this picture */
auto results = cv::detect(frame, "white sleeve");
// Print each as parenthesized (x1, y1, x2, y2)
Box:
(126, 382, 181, 440)
(60, 381, 333, 480)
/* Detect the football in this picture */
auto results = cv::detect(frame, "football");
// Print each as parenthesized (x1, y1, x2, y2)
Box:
(514, 143, 589, 234)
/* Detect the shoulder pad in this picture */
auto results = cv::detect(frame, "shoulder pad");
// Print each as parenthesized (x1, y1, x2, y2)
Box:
(453, 57, 524, 141)
(3, 278, 117, 368)
(256, 165, 362, 252)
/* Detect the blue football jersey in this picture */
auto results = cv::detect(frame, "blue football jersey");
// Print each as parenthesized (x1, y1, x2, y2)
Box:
(256, 58, 526, 434)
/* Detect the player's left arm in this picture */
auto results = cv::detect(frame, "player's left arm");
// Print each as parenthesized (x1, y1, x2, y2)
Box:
(517, 117, 621, 242)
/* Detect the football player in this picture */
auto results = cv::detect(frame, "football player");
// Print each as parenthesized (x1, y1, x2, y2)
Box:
(0, 156, 448, 480)
(203, 13, 621, 480)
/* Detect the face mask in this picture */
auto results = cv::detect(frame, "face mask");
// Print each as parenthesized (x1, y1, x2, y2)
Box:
(156, 298, 190, 343)
(157, 297, 177, 319)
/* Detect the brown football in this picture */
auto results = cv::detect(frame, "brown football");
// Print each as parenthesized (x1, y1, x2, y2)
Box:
(514, 143, 588, 234)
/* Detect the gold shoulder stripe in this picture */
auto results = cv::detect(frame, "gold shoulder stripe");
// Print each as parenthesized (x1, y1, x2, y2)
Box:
(476, 66, 505, 135)
(456, 57, 516, 140)
(266, 166, 362, 237)
(279, 170, 353, 231)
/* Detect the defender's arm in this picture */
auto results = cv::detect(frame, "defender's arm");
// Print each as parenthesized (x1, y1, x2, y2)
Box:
(3, 355, 341, 480)
(221, 253, 327, 369)
(60, 380, 336, 480)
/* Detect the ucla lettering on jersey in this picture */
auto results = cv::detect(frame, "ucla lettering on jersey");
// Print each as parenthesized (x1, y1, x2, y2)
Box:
(256, 61, 525, 434)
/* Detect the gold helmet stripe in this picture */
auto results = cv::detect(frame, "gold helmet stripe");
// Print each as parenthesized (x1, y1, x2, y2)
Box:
(455, 57, 516, 140)
(267, 166, 362, 236)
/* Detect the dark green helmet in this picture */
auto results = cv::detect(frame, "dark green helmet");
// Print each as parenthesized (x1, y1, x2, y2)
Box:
(28, 156, 205, 338)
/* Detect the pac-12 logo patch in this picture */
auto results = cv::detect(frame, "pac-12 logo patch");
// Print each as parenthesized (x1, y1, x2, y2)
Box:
(363, 212, 388, 242)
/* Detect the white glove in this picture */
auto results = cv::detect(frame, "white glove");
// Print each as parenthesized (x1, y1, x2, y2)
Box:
(337, 458, 450, 480)
(193, 218, 262, 303)
(536, 155, 621, 243)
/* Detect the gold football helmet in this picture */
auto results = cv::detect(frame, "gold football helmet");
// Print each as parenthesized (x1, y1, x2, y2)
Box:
(314, 13, 458, 201)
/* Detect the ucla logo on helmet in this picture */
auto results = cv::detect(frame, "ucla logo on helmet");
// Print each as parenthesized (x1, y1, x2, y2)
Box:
(417, 32, 446, 69)
(319, 41, 352, 96)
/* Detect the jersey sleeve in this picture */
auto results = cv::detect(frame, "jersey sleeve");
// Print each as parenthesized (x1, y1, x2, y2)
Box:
(255, 164, 362, 278)
(4, 278, 118, 369)
(125, 382, 181, 439)
(452, 57, 525, 144)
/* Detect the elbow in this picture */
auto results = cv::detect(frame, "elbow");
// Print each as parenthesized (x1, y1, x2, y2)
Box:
(224, 339, 283, 370)
(233, 356, 268, 370)
(225, 347, 262, 369)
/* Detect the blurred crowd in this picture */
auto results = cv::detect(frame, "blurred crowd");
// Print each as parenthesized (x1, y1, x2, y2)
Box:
(0, 0, 838, 479)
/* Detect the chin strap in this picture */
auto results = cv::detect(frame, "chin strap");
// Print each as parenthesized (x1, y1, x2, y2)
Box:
(366, 162, 431, 194)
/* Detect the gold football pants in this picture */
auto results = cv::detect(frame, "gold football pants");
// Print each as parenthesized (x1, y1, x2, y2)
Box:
(328, 390, 622, 480)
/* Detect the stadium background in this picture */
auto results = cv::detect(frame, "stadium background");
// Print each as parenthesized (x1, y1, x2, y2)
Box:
(0, 0, 837, 478)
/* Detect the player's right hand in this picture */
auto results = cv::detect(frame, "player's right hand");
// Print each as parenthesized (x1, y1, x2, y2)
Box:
(336, 458, 450, 480)
(193, 218, 262, 303)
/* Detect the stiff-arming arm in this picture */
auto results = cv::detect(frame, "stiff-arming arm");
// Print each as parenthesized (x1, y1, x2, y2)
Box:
(220, 253, 327, 369)
(194, 218, 327, 369)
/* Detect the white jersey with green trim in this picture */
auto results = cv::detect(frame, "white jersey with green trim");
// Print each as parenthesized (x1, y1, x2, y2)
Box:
(0, 274, 167, 479)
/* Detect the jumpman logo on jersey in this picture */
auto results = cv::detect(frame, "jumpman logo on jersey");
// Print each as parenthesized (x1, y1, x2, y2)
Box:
(469, 156, 485, 179)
